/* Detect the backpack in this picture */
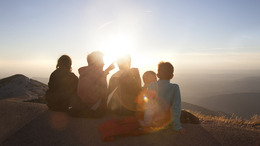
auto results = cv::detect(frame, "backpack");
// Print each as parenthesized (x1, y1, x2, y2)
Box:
(107, 68, 142, 115)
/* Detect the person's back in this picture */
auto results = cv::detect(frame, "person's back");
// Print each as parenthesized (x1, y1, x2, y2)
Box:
(70, 51, 114, 118)
(46, 55, 78, 112)
(140, 62, 184, 133)
(77, 65, 107, 107)
(107, 55, 142, 115)
(107, 70, 124, 95)
(118, 68, 142, 113)
(136, 71, 157, 119)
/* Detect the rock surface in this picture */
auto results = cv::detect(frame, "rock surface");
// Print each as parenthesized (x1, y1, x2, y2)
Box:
(1, 105, 259, 146)
(0, 74, 48, 101)
(0, 100, 48, 144)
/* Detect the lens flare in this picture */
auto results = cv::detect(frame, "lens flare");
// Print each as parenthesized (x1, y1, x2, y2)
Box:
(143, 96, 148, 102)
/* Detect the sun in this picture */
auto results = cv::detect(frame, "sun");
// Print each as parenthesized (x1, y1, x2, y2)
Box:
(99, 33, 136, 68)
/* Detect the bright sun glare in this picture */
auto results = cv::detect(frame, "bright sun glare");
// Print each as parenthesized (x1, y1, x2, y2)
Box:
(99, 33, 136, 68)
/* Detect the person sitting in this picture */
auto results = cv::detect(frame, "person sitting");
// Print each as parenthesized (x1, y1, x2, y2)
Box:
(139, 69, 200, 125)
(45, 55, 78, 112)
(69, 51, 114, 118)
(142, 71, 157, 90)
(139, 62, 184, 134)
(107, 55, 142, 115)
(136, 70, 157, 119)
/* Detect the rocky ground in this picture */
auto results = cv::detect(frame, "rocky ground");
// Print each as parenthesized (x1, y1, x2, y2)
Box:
(0, 74, 48, 101)
(201, 122, 260, 146)
(0, 100, 259, 146)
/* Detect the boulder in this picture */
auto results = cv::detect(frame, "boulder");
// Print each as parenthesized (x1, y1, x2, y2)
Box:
(0, 74, 48, 101)
(181, 110, 200, 124)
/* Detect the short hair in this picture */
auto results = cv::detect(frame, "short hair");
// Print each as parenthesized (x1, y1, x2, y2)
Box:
(142, 71, 156, 84)
(157, 62, 174, 80)
(117, 54, 131, 70)
(56, 55, 72, 71)
(87, 51, 104, 66)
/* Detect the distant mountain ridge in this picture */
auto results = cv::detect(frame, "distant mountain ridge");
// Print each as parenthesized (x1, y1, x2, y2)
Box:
(0, 74, 48, 101)
(176, 74, 260, 101)
(197, 92, 260, 118)
(31, 77, 49, 85)
(182, 101, 229, 117)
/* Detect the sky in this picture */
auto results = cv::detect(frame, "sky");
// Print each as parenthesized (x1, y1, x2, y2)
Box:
(0, 0, 260, 80)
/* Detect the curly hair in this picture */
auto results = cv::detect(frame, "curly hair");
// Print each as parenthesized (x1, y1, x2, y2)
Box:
(157, 62, 174, 80)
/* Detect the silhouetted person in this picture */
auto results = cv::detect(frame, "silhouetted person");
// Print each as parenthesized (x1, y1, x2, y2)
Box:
(45, 55, 78, 112)
(139, 62, 184, 134)
(107, 55, 142, 115)
(108, 55, 132, 94)
(142, 71, 157, 90)
(136, 70, 157, 119)
(70, 51, 114, 118)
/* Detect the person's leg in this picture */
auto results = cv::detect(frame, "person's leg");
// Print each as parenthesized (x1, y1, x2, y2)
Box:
(92, 99, 107, 118)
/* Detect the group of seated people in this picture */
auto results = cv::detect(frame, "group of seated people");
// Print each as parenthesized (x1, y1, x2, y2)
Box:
(45, 51, 184, 133)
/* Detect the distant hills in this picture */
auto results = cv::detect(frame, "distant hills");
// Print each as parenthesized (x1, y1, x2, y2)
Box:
(0, 74, 48, 101)
(174, 73, 260, 118)
(31, 77, 49, 85)
(196, 93, 260, 118)
(175, 73, 260, 100)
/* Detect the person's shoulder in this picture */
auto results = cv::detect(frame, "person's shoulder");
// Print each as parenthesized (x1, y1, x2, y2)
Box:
(50, 69, 60, 76)
(129, 68, 141, 77)
(147, 81, 157, 89)
(130, 68, 139, 72)
(150, 81, 157, 86)
(78, 66, 88, 73)
(169, 83, 180, 89)
(70, 72, 78, 79)
(111, 70, 123, 78)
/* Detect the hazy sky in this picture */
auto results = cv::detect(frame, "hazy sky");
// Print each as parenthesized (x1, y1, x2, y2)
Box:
(1, 0, 260, 79)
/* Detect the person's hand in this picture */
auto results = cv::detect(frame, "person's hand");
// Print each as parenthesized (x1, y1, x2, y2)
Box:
(105, 63, 115, 73)
(178, 128, 185, 134)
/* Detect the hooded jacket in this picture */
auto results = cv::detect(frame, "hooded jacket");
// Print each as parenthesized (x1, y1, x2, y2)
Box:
(77, 65, 108, 108)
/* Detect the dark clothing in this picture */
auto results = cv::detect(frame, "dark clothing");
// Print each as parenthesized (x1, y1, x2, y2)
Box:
(142, 84, 149, 91)
(107, 68, 142, 115)
(69, 65, 108, 118)
(46, 68, 78, 112)
(69, 96, 105, 118)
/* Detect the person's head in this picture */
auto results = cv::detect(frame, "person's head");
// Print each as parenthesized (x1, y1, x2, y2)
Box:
(117, 54, 131, 70)
(56, 55, 72, 71)
(87, 51, 104, 67)
(143, 71, 157, 85)
(157, 62, 174, 80)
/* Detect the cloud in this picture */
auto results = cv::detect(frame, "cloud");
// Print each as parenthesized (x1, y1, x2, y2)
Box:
(97, 21, 113, 30)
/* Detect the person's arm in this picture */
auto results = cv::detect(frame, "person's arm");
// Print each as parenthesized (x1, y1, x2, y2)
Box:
(171, 84, 183, 131)
(140, 98, 155, 127)
(104, 62, 115, 75)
